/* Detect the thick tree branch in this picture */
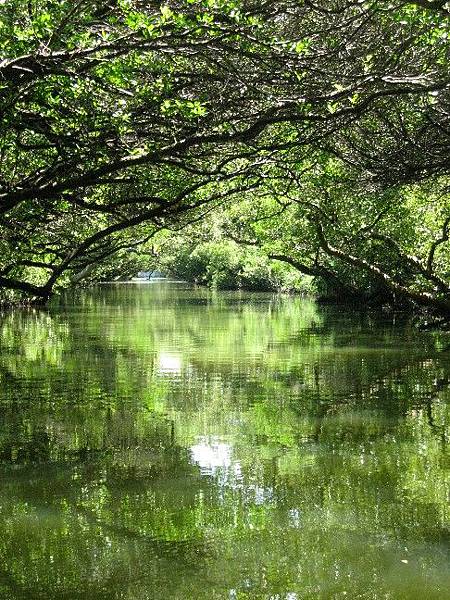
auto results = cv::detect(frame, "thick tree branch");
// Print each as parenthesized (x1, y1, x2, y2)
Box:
(427, 215, 450, 274)
(315, 220, 450, 313)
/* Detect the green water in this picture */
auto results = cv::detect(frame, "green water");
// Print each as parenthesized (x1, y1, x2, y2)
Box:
(1, 282, 450, 599)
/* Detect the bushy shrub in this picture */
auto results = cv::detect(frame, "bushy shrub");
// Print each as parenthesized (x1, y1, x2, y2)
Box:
(159, 239, 313, 293)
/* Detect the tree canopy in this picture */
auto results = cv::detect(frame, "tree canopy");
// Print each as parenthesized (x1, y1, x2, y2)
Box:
(0, 0, 449, 313)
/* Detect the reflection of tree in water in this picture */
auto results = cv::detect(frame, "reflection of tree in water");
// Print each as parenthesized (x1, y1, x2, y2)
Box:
(1, 285, 450, 598)
(0, 414, 218, 599)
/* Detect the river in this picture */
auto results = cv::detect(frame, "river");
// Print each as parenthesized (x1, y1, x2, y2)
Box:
(1, 281, 450, 599)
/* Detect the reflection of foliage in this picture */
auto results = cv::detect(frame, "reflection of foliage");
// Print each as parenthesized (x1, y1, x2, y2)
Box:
(1, 283, 450, 597)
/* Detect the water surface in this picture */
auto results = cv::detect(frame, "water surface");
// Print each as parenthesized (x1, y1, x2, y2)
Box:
(1, 282, 450, 599)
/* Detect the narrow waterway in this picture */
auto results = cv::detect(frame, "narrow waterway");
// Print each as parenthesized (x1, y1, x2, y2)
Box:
(1, 282, 450, 599)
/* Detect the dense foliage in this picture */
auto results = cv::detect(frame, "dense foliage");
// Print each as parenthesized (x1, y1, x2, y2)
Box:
(0, 0, 449, 313)
(153, 222, 310, 291)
